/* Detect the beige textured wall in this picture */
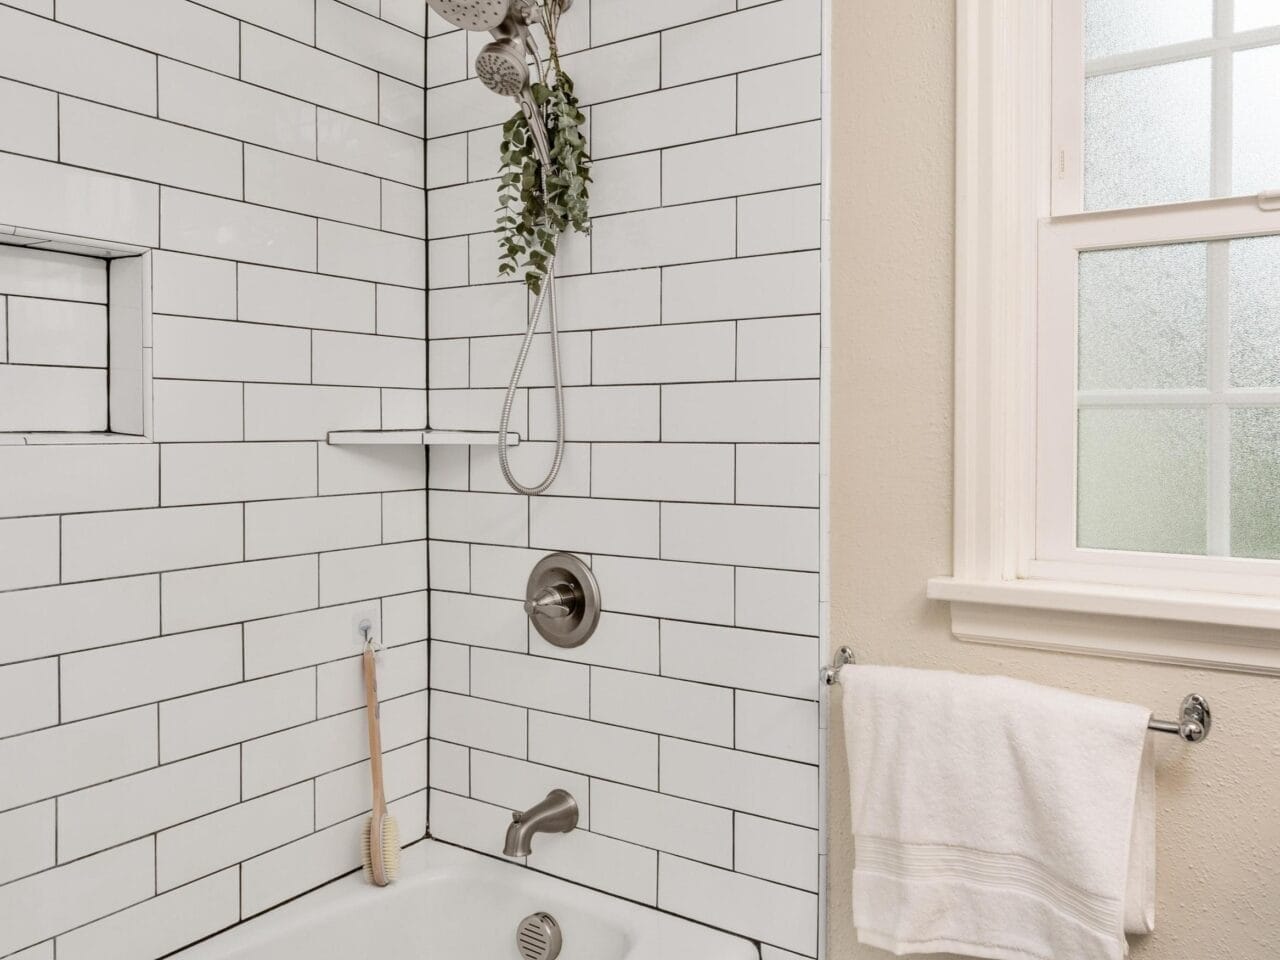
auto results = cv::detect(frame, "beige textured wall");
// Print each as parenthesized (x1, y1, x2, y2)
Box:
(826, 2, 1280, 958)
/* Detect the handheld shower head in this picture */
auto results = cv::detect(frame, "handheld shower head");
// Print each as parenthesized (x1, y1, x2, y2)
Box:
(425, 0, 512, 31)
(476, 39, 530, 98)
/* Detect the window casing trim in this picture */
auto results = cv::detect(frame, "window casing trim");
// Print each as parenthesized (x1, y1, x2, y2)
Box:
(934, 0, 1280, 672)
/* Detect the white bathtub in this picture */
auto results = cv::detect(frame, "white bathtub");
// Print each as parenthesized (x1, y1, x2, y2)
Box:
(172, 840, 757, 960)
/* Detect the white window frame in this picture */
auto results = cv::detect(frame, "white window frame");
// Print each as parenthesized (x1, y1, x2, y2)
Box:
(928, 0, 1280, 674)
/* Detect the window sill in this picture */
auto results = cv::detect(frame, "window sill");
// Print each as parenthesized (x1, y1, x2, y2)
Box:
(927, 576, 1280, 675)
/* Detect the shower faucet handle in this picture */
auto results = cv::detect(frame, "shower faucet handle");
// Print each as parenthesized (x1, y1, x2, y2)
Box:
(524, 584, 576, 620)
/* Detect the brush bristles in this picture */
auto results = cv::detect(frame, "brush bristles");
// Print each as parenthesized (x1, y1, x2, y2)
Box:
(362, 814, 401, 886)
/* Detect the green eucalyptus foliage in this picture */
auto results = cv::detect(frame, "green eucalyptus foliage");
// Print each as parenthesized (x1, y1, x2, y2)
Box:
(496, 71, 591, 296)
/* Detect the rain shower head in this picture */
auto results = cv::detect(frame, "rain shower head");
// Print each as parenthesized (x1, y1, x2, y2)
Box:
(425, 0, 512, 31)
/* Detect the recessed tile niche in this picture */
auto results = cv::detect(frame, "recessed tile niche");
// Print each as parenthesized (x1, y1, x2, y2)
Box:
(0, 226, 151, 442)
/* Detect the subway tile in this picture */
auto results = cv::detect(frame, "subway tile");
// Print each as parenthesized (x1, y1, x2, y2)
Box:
(58, 0, 238, 75)
(662, 381, 820, 443)
(0, 77, 57, 159)
(59, 97, 242, 197)
(739, 57, 822, 133)
(56, 748, 240, 863)
(736, 444, 820, 508)
(467, 544, 547, 599)
(592, 669, 734, 746)
(429, 338, 468, 389)
(738, 316, 820, 383)
(160, 669, 315, 762)
(661, 0, 821, 86)
(380, 589, 430, 645)
(591, 443, 733, 503)
(244, 146, 381, 227)
(318, 109, 424, 187)
(151, 251, 236, 320)
(431, 590, 527, 652)
(316, 643, 428, 716)
(429, 540, 469, 590)
(245, 494, 382, 560)
(383, 180, 427, 239)
(0, 659, 58, 738)
(535, 611, 660, 674)
(738, 187, 823, 258)
(471, 649, 590, 717)
(0, 365, 105, 432)
(528, 712, 658, 788)
(593, 201, 736, 273)
(591, 152, 662, 217)
(660, 738, 818, 828)
(161, 189, 317, 271)
(378, 284, 427, 338)
(194, 0, 314, 41)
(0, 516, 58, 591)
(428, 236, 469, 289)
(469, 441, 592, 498)
(0, 839, 154, 959)
(61, 626, 242, 722)
(383, 387, 428, 429)
(316, 0, 424, 84)
(663, 251, 820, 324)
(554, 269, 661, 332)
(0, 801, 54, 886)
(242, 26, 377, 121)
(314, 741, 428, 827)
(0, 576, 159, 664)
(238, 706, 361, 797)
(529, 386, 660, 442)
(528, 828, 657, 905)
(593, 321, 735, 385)
(469, 331, 591, 388)
(156, 782, 312, 891)
(558, 35, 659, 106)
(428, 739, 469, 794)
(426, 30, 466, 86)
(383, 490, 428, 542)
(320, 540, 428, 604)
(663, 123, 822, 205)
(381, 0, 427, 34)
(243, 600, 381, 678)
(161, 442, 316, 506)
(0, 246, 106, 302)
(56, 868, 239, 960)
(381, 74, 425, 137)
(661, 620, 819, 700)
(159, 59, 317, 158)
(427, 134, 469, 189)
(243, 384, 382, 441)
(591, 77, 735, 158)
(469, 751, 590, 824)
(530, 496, 660, 558)
(313, 331, 426, 389)
(426, 77, 520, 139)
(239, 264, 376, 334)
(0, 706, 156, 811)
(591, 780, 732, 868)
(61, 504, 242, 582)
(318, 220, 426, 287)
(735, 814, 819, 892)
(430, 490, 528, 546)
(591, 0, 735, 44)
(662, 503, 819, 571)
(0, 6, 156, 114)
(7, 299, 105, 367)
(318, 442, 426, 495)
(592, 556, 734, 625)
(428, 790, 514, 858)
(736, 692, 819, 764)
(162, 555, 318, 634)
(430, 690, 526, 757)
(658, 853, 818, 956)
(428, 283, 526, 339)
(735, 568, 820, 636)
(0, 153, 158, 248)
(428, 178, 501, 239)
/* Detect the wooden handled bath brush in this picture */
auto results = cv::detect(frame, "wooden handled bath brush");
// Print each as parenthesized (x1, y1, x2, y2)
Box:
(361, 631, 400, 886)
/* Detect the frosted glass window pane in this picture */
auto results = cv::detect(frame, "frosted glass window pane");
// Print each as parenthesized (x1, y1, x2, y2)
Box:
(1236, 0, 1280, 30)
(1084, 60, 1211, 210)
(1078, 407, 1208, 554)
(1085, 0, 1212, 60)
(1079, 244, 1208, 390)
(1228, 236, 1280, 388)
(1232, 45, 1280, 197)
(1231, 408, 1280, 559)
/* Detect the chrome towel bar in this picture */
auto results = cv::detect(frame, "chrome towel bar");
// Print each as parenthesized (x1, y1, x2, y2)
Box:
(822, 646, 1212, 744)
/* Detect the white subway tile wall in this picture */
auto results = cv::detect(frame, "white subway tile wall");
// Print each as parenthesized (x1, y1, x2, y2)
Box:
(425, 1, 824, 956)
(0, 3, 428, 958)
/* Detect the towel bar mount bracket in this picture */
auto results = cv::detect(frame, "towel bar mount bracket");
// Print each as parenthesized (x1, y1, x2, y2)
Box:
(823, 647, 1211, 744)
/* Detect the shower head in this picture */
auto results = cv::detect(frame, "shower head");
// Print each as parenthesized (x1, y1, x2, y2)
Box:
(476, 39, 529, 97)
(426, 0, 512, 31)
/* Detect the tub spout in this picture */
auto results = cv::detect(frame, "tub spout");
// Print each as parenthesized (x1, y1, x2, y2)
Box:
(503, 789, 578, 857)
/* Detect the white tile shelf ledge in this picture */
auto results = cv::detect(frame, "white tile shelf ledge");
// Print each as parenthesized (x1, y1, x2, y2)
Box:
(326, 430, 520, 446)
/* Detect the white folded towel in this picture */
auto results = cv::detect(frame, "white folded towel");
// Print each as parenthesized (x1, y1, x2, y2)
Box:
(843, 666, 1155, 960)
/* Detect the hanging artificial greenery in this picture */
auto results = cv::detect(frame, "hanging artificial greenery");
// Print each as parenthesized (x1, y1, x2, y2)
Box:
(496, 2, 591, 296)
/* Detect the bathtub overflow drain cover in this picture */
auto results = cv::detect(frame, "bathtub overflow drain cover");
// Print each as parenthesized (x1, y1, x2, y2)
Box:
(516, 912, 563, 960)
